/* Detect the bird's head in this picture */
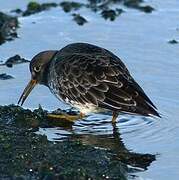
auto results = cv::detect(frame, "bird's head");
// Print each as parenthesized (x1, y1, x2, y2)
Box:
(18, 50, 58, 106)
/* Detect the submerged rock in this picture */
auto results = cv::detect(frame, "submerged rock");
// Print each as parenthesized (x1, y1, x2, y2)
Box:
(0, 12, 18, 45)
(0, 73, 14, 80)
(0, 105, 156, 179)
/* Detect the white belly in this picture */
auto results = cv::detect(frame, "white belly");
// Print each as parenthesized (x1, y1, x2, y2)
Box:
(72, 103, 97, 114)
(64, 97, 98, 114)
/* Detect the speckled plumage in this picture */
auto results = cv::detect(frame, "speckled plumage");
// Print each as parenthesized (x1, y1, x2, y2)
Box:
(45, 43, 159, 116)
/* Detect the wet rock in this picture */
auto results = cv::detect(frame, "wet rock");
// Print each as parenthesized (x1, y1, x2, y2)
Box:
(27, 1, 41, 11)
(72, 13, 88, 25)
(123, 0, 143, 7)
(0, 12, 18, 45)
(138, 5, 154, 13)
(0, 54, 30, 67)
(0, 105, 128, 179)
(87, 0, 154, 13)
(101, 7, 124, 21)
(10, 0, 155, 29)
(116, 8, 124, 15)
(0, 73, 14, 80)
(22, 2, 58, 16)
(0, 105, 156, 179)
(87, 0, 117, 12)
(40, 2, 58, 10)
(3, 54, 30, 68)
(60, 1, 84, 13)
(101, 9, 116, 21)
(168, 39, 178, 44)
(11, 8, 23, 14)
(86, 0, 98, 12)
(0, 129, 128, 179)
(0, 105, 74, 129)
(123, 0, 154, 13)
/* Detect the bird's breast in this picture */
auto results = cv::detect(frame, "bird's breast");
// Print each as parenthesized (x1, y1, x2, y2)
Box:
(47, 67, 64, 101)
(65, 99, 98, 114)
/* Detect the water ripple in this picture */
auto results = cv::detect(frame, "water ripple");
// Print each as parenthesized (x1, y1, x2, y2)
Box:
(36, 112, 171, 146)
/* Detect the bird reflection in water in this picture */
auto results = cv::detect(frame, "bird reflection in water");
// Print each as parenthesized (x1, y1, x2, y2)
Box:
(51, 118, 156, 171)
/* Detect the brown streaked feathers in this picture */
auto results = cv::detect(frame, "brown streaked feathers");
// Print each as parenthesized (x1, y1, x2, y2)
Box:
(46, 43, 159, 117)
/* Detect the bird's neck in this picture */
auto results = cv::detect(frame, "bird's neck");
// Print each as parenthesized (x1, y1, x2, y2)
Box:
(40, 51, 58, 86)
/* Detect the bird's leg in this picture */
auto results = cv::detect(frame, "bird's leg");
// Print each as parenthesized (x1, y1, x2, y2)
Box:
(47, 112, 85, 122)
(112, 111, 119, 124)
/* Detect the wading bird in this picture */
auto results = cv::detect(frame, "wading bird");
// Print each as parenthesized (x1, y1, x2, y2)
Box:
(18, 43, 160, 123)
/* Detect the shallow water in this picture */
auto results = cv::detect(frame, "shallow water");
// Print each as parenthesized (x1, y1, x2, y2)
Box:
(1, 0, 179, 179)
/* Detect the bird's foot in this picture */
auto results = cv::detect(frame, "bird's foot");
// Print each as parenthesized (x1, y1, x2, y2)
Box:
(47, 112, 85, 122)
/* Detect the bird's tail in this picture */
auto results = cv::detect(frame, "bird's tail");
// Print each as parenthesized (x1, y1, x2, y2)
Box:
(135, 102, 161, 118)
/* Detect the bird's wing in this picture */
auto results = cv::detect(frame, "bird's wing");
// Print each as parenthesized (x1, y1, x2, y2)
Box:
(54, 53, 159, 116)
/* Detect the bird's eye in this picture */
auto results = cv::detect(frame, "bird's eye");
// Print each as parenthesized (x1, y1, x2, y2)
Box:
(34, 66, 41, 72)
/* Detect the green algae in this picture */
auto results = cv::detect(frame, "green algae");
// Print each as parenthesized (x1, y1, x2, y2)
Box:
(22, 2, 58, 16)
(27, 1, 41, 12)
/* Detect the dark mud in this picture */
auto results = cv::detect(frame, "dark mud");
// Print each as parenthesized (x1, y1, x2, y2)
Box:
(0, 105, 156, 179)
(0, 12, 18, 45)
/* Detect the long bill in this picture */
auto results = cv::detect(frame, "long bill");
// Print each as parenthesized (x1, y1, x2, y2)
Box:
(18, 79, 37, 106)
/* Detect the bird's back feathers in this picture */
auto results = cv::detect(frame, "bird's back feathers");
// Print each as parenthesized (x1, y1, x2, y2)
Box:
(48, 43, 159, 117)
